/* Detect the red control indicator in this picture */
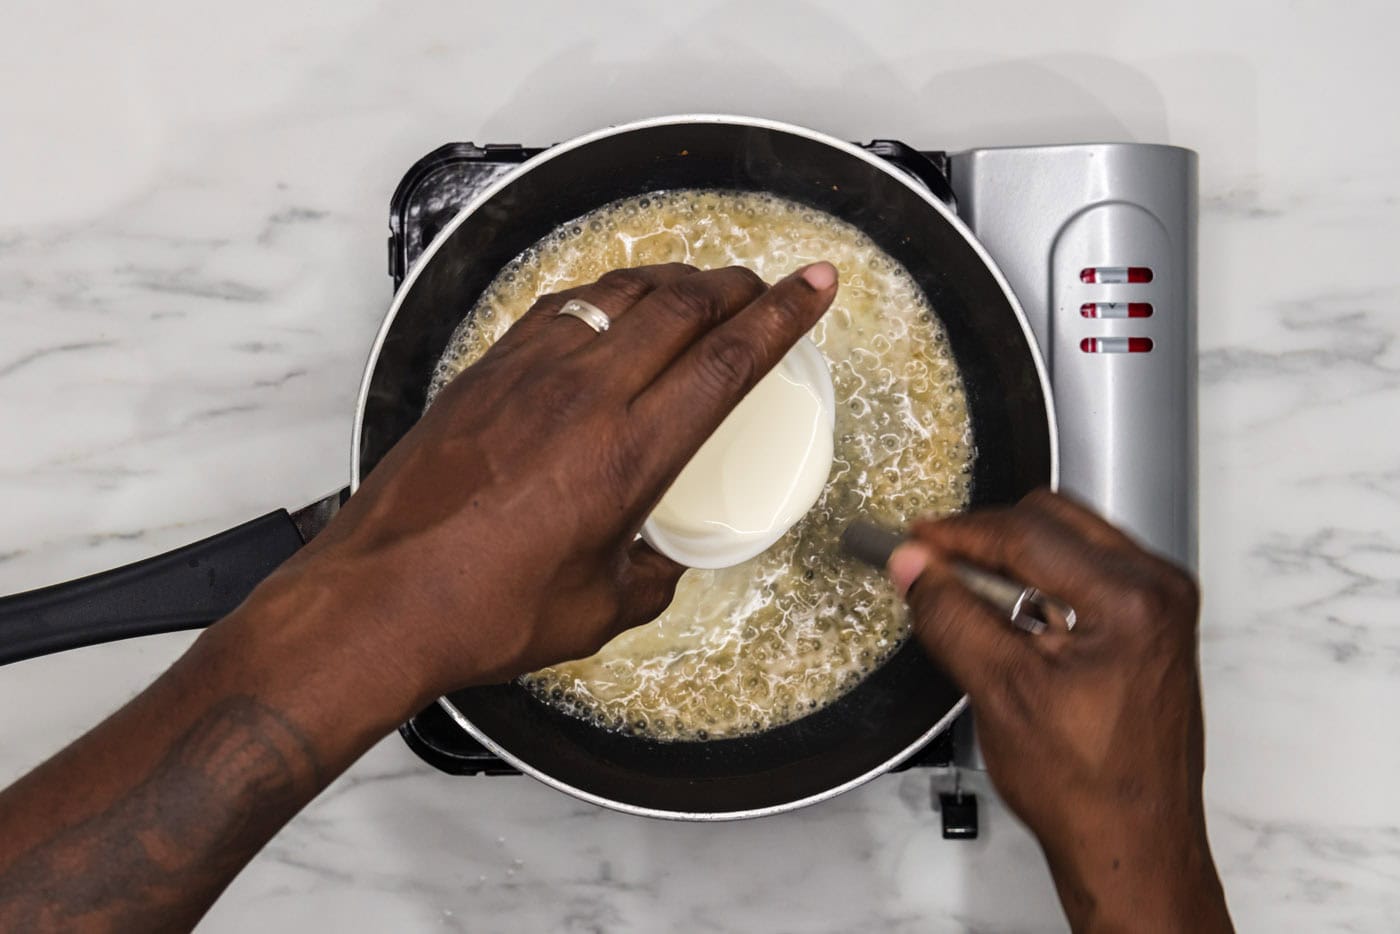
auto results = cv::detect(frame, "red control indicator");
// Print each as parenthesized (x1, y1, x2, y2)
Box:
(1080, 302, 1153, 319)
(1079, 266, 1153, 284)
(1080, 337, 1154, 354)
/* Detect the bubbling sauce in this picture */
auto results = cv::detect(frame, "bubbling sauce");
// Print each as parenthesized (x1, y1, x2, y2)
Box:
(429, 190, 974, 741)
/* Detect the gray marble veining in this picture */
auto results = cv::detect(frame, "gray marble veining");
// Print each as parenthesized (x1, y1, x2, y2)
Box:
(2, 1, 1398, 930)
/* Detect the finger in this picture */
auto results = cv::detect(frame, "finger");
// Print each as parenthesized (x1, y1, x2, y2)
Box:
(908, 503, 1131, 619)
(891, 543, 1037, 697)
(631, 262, 838, 490)
(1017, 488, 1139, 552)
(1015, 489, 1200, 621)
(615, 540, 686, 633)
(495, 263, 698, 354)
(575, 266, 768, 396)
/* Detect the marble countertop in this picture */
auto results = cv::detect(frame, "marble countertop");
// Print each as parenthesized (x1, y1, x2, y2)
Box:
(2, 1, 1397, 930)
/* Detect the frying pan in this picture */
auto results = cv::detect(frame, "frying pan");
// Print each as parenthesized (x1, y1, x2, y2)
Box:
(0, 116, 1057, 819)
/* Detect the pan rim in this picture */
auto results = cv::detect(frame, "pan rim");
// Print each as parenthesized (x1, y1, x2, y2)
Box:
(434, 692, 968, 821)
(352, 113, 1059, 819)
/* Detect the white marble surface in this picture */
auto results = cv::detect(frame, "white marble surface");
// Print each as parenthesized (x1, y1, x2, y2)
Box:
(2, 1, 1398, 930)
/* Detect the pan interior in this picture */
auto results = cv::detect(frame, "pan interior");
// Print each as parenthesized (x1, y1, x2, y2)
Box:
(360, 120, 1052, 814)
(427, 187, 975, 744)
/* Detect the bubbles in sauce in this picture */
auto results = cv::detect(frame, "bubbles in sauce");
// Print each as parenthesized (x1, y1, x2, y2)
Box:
(428, 190, 974, 741)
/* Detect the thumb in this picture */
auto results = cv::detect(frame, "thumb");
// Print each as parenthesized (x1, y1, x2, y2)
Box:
(889, 543, 1032, 697)
(617, 540, 687, 632)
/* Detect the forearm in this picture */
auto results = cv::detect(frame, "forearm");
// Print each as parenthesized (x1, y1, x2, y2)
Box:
(0, 565, 422, 933)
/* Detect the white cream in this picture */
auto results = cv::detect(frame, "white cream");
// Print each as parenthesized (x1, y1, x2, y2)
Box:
(646, 345, 834, 565)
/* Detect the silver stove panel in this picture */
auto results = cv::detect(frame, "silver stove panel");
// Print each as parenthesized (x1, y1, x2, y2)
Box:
(949, 144, 1198, 569)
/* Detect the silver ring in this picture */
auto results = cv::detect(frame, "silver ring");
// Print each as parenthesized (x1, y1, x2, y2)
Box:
(557, 299, 611, 334)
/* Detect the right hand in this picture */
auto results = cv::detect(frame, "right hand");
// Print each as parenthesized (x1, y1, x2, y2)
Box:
(889, 490, 1232, 933)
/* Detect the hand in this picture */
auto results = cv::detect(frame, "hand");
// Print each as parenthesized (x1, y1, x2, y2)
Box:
(2, 263, 838, 933)
(888, 490, 1231, 933)
(290, 262, 839, 702)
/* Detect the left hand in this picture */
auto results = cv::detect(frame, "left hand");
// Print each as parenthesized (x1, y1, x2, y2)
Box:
(279, 261, 839, 701)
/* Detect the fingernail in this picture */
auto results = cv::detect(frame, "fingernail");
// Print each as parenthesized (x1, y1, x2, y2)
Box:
(887, 542, 933, 598)
(797, 261, 838, 291)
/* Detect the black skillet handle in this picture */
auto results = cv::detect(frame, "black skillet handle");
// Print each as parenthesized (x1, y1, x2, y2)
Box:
(0, 499, 334, 666)
(860, 140, 958, 212)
